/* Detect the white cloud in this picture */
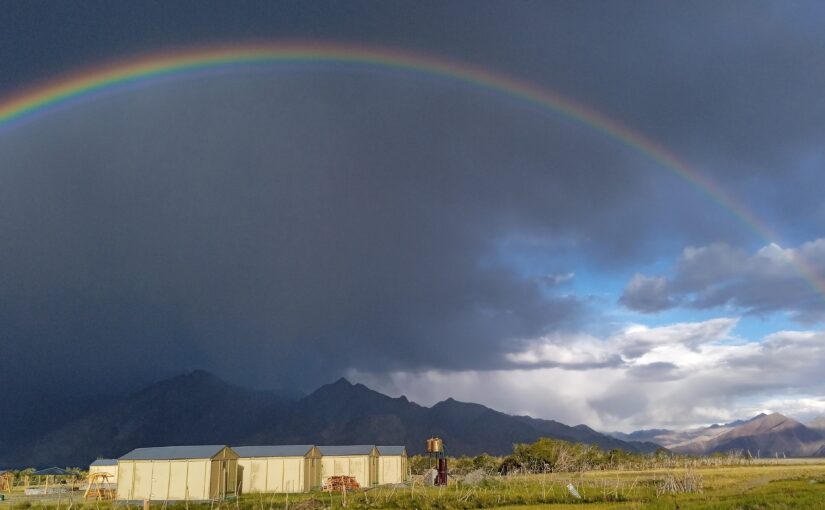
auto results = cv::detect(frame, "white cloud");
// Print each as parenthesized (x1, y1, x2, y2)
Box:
(349, 318, 825, 430)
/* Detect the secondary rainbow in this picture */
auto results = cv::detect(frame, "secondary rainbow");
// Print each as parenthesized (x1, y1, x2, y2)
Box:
(1, 41, 823, 298)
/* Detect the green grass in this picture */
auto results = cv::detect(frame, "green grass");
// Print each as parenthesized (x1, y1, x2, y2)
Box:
(3, 461, 825, 509)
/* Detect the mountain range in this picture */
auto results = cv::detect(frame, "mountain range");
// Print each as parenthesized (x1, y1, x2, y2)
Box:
(7, 370, 824, 468)
(610, 412, 825, 458)
(0, 370, 659, 468)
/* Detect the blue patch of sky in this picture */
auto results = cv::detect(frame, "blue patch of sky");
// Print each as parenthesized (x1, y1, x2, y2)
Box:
(492, 231, 808, 341)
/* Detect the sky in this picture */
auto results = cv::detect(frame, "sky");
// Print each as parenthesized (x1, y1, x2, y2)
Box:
(2, 1, 825, 431)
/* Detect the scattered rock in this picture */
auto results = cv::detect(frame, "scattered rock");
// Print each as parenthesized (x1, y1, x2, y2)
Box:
(423, 468, 438, 486)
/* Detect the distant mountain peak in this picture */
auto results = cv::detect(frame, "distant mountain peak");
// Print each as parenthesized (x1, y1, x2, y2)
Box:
(742, 412, 770, 424)
(573, 424, 598, 433)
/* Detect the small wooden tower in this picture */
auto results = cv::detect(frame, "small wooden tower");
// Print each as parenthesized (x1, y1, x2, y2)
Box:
(84, 472, 115, 501)
(0, 471, 14, 493)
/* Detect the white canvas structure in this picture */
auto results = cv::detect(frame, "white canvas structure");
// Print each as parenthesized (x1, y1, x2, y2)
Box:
(318, 445, 379, 488)
(89, 459, 118, 483)
(376, 446, 408, 484)
(116, 445, 239, 501)
(234, 445, 321, 493)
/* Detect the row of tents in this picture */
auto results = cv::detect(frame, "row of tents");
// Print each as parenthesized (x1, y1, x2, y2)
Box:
(90, 444, 408, 501)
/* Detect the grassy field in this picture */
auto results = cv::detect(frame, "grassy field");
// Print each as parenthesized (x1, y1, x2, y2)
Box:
(2, 460, 825, 509)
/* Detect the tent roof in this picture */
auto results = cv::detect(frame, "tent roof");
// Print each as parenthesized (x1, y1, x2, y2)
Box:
(32, 467, 71, 476)
(120, 445, 229, 461)
(377, 446, 406, 455)
(318, 445, 376, 456)
(90, 459, 117, 466)
(234, 445, 315, 458)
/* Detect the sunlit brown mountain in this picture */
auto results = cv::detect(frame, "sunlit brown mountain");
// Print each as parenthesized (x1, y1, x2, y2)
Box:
(612, 413, 825, 458)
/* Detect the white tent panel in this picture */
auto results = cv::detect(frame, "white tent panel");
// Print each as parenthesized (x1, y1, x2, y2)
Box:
(150, 461, 170, 499)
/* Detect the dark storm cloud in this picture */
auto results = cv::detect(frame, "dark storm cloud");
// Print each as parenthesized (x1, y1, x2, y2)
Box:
(619, 274, 676, 313)
(0, 71, 653, 391)
(626, 362, 681, 381)
(2, 1, 825, 399)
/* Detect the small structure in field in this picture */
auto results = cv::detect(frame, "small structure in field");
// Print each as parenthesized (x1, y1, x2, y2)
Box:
(234, 445, 321, 493)
(0, 470, 13, 493)
(426, 437, 447, 486)
(116, 445, 239, 501)
(318, 445, 379, 488)
(89, 459, 118, 483)
(24, 467, 75, 495)
(376, 446, 408, 484)
(84, 472, 115, 500)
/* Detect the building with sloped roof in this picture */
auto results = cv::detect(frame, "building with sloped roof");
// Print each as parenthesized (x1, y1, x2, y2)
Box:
(376, 446, 408, 484)
(116, 445, 238, 501)
(318, 445, 378, 488)
(233, 445, 321, 493)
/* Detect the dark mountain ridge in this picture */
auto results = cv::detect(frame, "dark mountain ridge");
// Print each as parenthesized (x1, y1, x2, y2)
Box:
(1, 370, 658, 467)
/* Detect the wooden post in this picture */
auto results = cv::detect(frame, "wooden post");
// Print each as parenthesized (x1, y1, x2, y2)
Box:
(144, 499, 150, 510)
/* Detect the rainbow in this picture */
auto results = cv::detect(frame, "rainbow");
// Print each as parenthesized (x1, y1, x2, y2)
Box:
(1, 41, 823, 299)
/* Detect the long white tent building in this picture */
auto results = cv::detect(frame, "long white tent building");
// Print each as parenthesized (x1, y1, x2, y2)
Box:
(234, 445, 321, 493)
(114, 443, 408, 500)
(117, 445, 239, 501)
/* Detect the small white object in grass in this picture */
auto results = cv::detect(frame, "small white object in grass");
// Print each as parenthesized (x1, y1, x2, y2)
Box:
(567, 483, 581, 499)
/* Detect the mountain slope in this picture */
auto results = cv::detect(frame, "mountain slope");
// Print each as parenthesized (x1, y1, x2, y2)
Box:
(1, 371, 654, 467)
(2, 370, 294, 467)
(609, 414, 773, 451)
(670, 413, 825, 456)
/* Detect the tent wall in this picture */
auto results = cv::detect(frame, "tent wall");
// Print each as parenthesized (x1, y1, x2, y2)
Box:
(117, 459, 212, 501)
(238, 457, 308, 493)
(378, 455, 406, 484)
(117, 463, 133, 500)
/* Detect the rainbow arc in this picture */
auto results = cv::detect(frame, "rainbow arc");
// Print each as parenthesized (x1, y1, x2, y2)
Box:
(0, 42, 822, 300)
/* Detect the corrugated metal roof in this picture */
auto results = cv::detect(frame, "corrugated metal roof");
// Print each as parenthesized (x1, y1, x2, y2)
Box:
(32, 467, 71, 476)
(119, 445, 228, 461)
(234, 445, 314, 458)
(90, 459, 117, 466)
(376, 446, 406, 455)
(318, 445, 376, 456)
